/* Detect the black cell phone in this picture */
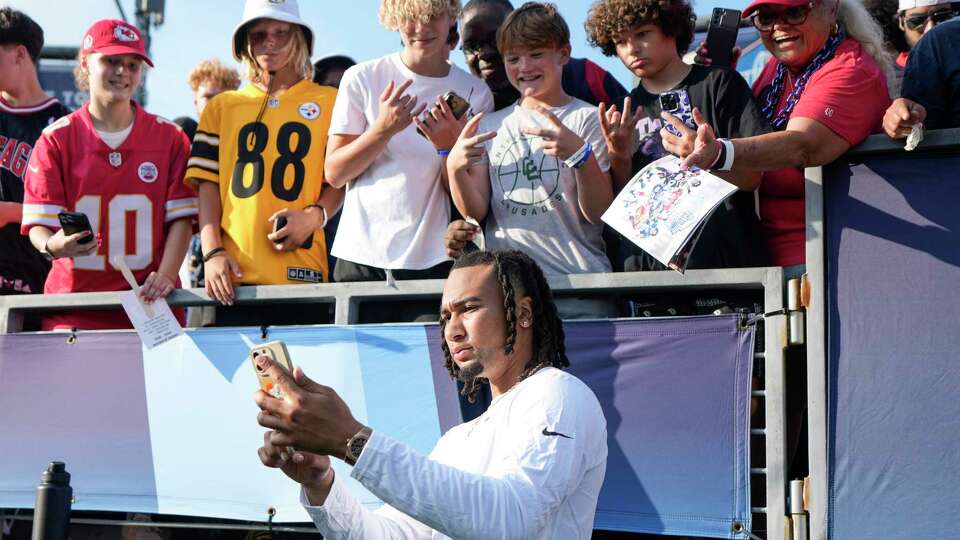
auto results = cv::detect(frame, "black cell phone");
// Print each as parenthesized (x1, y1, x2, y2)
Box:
(57, 211, 94, 244)
(659, 89, 695, 137)
(417, 91, 471, 137)
(705, 8, 741, 68)
(272, 216, 313, 250)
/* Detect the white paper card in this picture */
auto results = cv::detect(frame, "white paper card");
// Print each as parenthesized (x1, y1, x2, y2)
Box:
(465, 216, 485, 250)
(602, 155, 737, 272)
(119, 290, 184, 349)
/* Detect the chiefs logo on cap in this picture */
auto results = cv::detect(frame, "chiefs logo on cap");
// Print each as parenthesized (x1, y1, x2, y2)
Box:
(114, 24, 140, 42)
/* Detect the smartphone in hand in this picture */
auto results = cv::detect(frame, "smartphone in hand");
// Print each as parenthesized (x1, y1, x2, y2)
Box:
(251, 340, 295, 399)
(659, 89, 696, 137)
(272, 216, 314, 250)
(705, 8, 741, 68)
(417, 90, 471, 137)
(57, 211, 94, 244)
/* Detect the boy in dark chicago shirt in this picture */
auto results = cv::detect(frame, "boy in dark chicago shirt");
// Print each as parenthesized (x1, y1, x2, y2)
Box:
(0, 7, 69, 296)
(586, 0, 771, 272)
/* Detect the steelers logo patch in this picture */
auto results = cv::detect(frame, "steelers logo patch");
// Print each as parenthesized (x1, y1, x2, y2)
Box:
(299, 102, 320, 120)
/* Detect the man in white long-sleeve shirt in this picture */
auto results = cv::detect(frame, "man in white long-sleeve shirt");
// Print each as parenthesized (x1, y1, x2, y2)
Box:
(254, 249, 608, 539)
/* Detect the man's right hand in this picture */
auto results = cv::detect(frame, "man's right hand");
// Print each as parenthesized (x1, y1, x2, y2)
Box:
(204, 250, 242, 306)
(45, 228, 99, 259)
(373, 80, 427, 138)
(883, 97, 926, 139)
(258, 431, 335, 506)
(445, 219, 480, 258)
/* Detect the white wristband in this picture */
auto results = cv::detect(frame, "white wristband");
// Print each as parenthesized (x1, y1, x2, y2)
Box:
(717, 138, 735, 172)
(563, 140, 589, 169)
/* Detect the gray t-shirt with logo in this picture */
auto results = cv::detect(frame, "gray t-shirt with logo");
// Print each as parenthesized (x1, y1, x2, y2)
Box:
(479, 99, 612, 276)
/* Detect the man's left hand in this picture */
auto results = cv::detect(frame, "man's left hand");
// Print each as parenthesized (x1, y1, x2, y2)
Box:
(254, 356, 365, 460)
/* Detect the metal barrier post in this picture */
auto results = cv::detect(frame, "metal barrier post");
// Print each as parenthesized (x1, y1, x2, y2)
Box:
(804, 165, 828, 540)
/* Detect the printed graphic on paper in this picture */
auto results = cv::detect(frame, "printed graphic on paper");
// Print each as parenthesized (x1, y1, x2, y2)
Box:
(602, 155, 736, 272)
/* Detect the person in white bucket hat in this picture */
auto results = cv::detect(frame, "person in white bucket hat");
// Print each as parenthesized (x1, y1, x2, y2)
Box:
(185, 0, 343, 326)
(232, 0, 314, 64)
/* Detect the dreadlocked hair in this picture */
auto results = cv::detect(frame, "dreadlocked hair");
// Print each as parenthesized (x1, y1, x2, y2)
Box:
(439, 250, 569, 402)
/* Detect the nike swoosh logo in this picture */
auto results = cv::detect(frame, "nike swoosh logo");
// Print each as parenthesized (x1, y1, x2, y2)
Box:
(542, 427, 573, 439)
(28, 165, 39, 173)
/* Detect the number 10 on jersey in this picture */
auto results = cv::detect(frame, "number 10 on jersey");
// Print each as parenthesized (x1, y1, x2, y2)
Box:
(72, 194, 154, 272)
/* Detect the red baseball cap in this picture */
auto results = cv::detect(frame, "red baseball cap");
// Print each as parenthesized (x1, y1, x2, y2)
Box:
(80, 19, 154, 67)
(742, 0, 812, 18)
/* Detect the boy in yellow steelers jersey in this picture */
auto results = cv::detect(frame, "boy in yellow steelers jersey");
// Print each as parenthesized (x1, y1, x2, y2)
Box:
(186, 0, 342, 322)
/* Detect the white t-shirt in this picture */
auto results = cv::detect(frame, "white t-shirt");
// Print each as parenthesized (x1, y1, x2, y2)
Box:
(96, 121, 134, 150)
(328, 53, 494, 270)
(479, 99, 612, 276)
(303, 367, 608, 540)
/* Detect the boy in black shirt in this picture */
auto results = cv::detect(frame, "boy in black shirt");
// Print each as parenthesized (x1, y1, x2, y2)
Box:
(0, 8, 69, 296)
(586, 0, 770, 272)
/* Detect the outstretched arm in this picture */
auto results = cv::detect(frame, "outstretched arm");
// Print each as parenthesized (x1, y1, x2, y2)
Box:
(254, 358, 600, 540)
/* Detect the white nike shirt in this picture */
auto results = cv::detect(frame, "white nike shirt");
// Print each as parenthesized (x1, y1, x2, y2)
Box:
(303, 367, 608, 539)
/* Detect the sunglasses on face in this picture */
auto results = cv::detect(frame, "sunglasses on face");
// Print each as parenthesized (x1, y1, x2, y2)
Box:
(751, 2, 817, 31)
(901, 8, 957, 31)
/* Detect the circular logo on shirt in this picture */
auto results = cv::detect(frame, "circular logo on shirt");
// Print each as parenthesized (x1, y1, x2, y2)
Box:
(824, 107, 835, 118)
(299, 102, 320, 120)
(494, 135, 561, 206)
(138, 162, 159, 183)
(267, 97, 280, 109)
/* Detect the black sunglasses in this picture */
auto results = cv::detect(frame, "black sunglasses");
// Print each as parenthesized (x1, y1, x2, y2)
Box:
(751, 2, 817, 31)
(901, 7, 957, 31)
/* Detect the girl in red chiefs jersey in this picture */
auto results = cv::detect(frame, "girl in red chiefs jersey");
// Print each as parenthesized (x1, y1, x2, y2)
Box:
(21, 19, 197, 331)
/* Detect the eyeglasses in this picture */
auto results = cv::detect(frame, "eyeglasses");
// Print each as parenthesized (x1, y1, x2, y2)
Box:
(750, 2, 816, 31)
(901, 8, 957, 31)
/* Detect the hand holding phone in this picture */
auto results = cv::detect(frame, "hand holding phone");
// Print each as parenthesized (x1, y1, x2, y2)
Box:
(251, 340, 295, 399)
(414, 91, 470, 146)
(271, 214, 314, 250)
(659, 89, 696, 138)
(704, 8, 741, 69)
(58, 211, 94, 244)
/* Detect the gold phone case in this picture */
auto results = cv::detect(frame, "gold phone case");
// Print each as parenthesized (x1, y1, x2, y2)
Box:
(443, 91, 470, 119)
(251, 340, 294, 399)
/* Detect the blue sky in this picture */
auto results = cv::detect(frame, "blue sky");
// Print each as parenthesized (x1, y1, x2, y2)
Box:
(11, 0, 750, 119)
